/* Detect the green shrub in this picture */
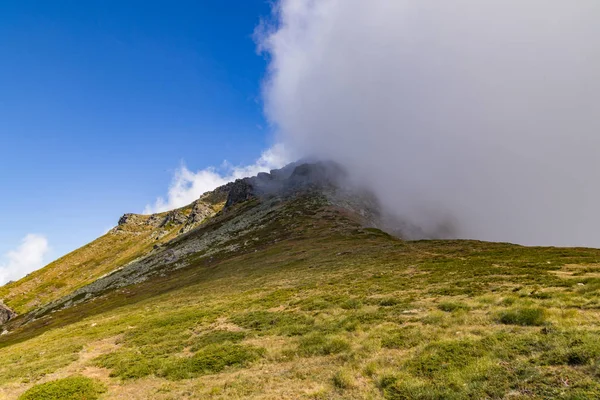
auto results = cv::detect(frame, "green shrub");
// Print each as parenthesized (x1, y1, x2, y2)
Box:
(381, 380, 446, 400)
(299, 297, 334, 311)
(298, 334, 351, 356)
(93, 350, 158, 379)
(377, 374, 399, 390)
(253, 288, 295, 307)
(376, 297, 413, 310)
(380, 364, 514, 400)
(332, 369, 355, 389)
(161, 344, 265, 380)
(189, 330, 246, 351)
(95, 343, 264, 381)
(19, 376, 106, 400)
(500, 296, 517, 306)
(362, 361, 378, 377)
(497, 307, 547, 326)
(531, 291, 553, 299)
(381, 326, 425, 349)
(437, 301, 470, 312)
(421, 311, 447, 326)
(341, 298, 362, 310)
(230, 311, 314, 335)
(539, 331, 600, 366)
(407, 339, 486, 378)
(378, 297, 402, 307)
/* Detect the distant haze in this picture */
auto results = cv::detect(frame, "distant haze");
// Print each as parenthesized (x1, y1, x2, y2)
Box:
(258, 0, 600, 246)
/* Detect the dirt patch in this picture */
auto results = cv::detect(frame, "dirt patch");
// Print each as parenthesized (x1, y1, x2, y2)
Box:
(550, 264, 600, 279)
(209, 317, 245, 332)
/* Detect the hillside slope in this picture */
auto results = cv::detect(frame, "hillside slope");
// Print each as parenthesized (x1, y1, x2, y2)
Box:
(1, 163, 600, 399)
(0, 192, 226, 315)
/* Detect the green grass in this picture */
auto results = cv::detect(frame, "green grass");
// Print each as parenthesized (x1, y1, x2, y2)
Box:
(1, 195, 600, 398)
(18, 376, 105, 400)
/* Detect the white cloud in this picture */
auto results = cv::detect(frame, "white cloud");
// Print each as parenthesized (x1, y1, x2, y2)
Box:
(144, 144, 290, 214)
(258, 0, 600, 247)
(0, 234, 50, 286)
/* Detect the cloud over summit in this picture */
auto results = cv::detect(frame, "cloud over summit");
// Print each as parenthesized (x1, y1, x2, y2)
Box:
(258, 0, 600, 246)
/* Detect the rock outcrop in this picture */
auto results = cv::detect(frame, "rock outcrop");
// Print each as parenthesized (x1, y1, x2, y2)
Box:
(224, 179, 256, 208)
(116, 210, 186, 230)
(222, 161, 346, 208)
(114, 203, 217, 236)
(179, 200, 216, 234)
(0, 302, 16, 325)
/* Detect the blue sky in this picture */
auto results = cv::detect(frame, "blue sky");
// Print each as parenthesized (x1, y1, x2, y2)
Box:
(0, 1, 278, 278)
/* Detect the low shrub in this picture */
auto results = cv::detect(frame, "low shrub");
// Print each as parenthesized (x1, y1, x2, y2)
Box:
(19, 376, 106, 400)
(189, 330, 246, 351)
(341, 298, 363, 310)
(407, 339, 486, 378)
(161, 343, 265, 380)
(437, 301, 470, 312)
(298, 334, 351, 356)
(381, 326, 425, 349)
(332, 369, 355, 389)
(497, 307, 547, 326)
(377, 297, 402, 307)
(230, 311, 314, 336)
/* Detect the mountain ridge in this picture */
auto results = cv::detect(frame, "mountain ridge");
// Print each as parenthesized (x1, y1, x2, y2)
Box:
(0, 162, 386, 323)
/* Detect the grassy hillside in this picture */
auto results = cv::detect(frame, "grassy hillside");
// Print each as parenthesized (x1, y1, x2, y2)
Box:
(0, 201, 222, 315)
(1, 196, 599, 399)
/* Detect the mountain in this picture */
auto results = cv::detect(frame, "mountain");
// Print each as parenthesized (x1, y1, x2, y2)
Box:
(1, 162, 600, 399)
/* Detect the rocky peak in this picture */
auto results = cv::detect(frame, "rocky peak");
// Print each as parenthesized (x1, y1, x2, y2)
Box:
(217, 161, 416, 237)
(222, 161, 347, 208)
